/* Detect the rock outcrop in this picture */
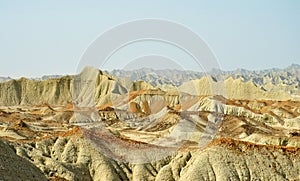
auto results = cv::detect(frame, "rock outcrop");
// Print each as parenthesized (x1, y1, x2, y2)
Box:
(0, 65, 299, 180)
(6, 135, 300, 181)
(1, 65, 299, 106)
(0, 139, 47, 181)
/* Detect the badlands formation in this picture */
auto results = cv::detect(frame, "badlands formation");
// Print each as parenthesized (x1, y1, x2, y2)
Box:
(0, 65, 299, 180)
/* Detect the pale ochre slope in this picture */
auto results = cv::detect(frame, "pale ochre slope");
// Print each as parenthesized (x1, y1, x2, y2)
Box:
(0, 67, 297, 107)
(0, 139, 47, 181)
(0, 66, 299, 180)
(179, 76, 293, 100)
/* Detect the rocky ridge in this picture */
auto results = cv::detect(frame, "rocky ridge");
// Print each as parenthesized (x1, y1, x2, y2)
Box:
(0, 65, 299, 180)
(1, 65, 299, 107)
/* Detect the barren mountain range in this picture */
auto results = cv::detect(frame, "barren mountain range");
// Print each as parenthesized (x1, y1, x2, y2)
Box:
(109, 64, 300, 96)
(0, 64, 299, 180)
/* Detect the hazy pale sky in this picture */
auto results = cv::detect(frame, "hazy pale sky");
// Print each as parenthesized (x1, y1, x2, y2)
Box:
(0, 0, 299, 78)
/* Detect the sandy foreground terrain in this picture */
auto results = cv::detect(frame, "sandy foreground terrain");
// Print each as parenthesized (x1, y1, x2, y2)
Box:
(0, 66, 299, 180)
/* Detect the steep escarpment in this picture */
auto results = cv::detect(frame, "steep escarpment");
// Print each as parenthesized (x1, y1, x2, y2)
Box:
(0, 68, 115, 106)
(0, 76, 73, 106)
(0, 67, 156, 106)
(1, 65, 298, 106)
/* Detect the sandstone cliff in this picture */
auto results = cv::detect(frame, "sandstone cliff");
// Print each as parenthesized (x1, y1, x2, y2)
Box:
(0, 66, 298, 107)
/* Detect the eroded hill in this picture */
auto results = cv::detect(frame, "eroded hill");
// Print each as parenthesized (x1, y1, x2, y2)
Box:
(0, 66, 299, 180)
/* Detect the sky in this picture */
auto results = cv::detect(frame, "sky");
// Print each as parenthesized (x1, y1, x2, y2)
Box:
(0, 0, 299, 78)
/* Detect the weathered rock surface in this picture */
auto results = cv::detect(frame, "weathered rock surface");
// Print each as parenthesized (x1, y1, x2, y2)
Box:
(7, 135, 300, 181)
(109, 64, 300, 99)
(0, 65, 299, 180)
(0, 139, 47, 181)
(1, 65, 299, 106)
(0, 96, 299, 180)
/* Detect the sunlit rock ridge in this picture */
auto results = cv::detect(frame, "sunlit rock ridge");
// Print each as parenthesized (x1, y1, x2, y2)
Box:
(0, 64, 299, 180)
